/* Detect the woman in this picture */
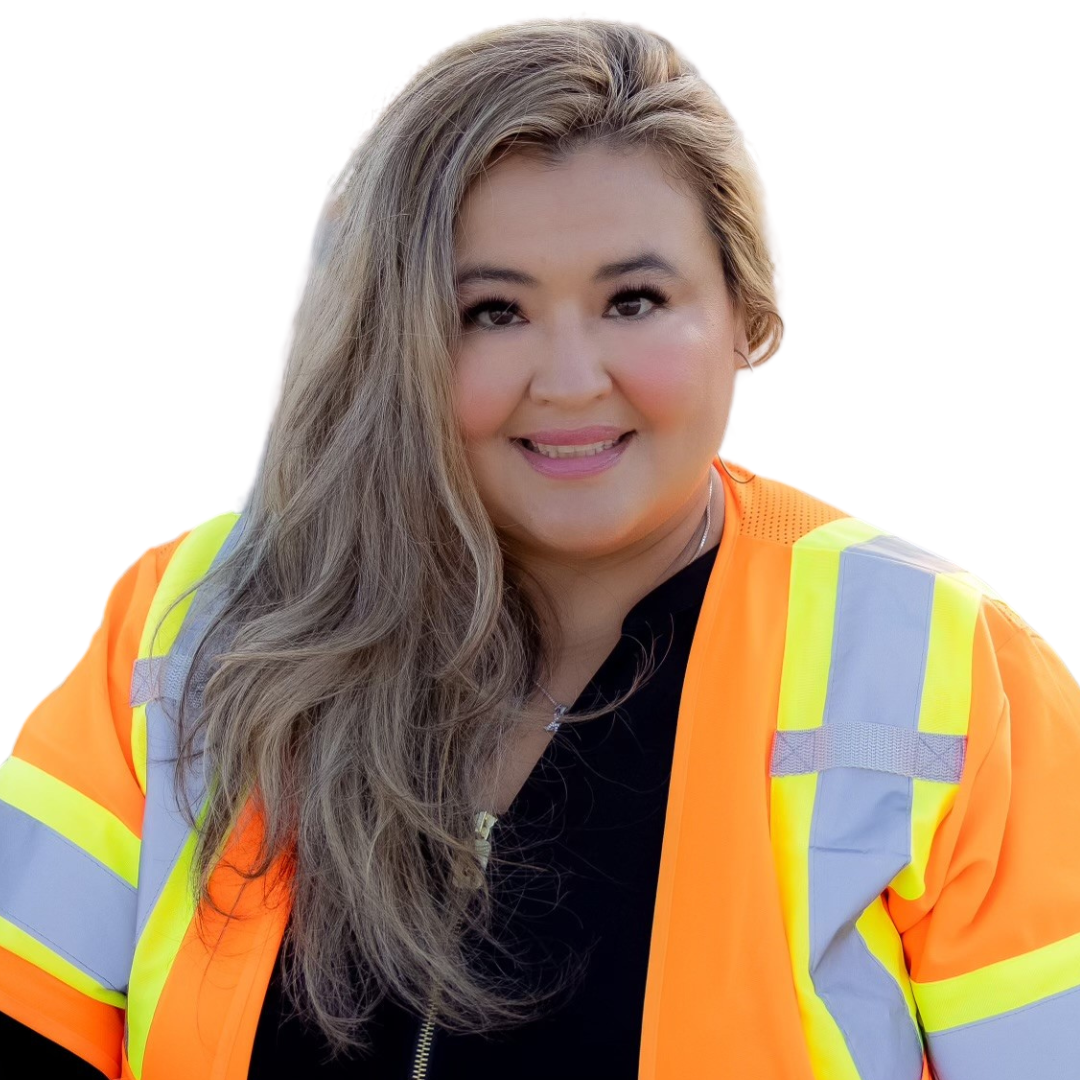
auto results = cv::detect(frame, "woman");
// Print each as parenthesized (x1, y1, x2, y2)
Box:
(2, 17, 1078, 1080)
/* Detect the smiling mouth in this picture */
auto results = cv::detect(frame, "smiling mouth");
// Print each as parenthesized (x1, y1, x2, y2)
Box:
(512, 431, 635, 458)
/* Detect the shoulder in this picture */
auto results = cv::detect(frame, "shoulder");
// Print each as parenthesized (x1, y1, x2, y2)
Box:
(724, 461, 851, 547)
(94, 511, 240, 662)
(730, 461, 1021, 636)
(151, 510, 242, 581)
(734, 462, 1036, 704)
(141, 511, 243, 625)
(737, 467, 1080, 876)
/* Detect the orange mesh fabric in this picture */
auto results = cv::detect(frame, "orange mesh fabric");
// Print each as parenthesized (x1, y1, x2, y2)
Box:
(726, 460, 849, 545)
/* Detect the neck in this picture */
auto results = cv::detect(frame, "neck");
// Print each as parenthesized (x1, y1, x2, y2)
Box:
(508, 466, 722, 664)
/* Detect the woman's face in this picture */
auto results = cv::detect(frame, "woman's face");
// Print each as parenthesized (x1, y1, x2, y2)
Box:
(452, 143, 748, 564)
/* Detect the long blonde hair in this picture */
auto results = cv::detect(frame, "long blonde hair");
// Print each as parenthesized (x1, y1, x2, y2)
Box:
(157, 16, 783, 1054)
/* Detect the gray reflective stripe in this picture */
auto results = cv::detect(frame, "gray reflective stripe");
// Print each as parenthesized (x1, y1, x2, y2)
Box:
(134, 517, 244, 940)
(927, 984, 1080, 1080)
(134, 695, 208, 939)
(771, 723, 966, 783)
(808, 534, 934, 1079)
(848, 532, 965, 577)
(0, 800, 136, 992)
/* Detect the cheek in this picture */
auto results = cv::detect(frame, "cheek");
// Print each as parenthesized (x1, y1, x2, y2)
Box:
(622, 336, 717, 426)
(452, 352, 521, 442)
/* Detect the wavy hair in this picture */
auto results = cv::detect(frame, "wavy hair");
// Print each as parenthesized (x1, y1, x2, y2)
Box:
(156, 16, 783, 1055)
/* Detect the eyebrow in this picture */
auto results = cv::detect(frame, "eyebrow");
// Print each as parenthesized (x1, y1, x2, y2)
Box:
(454, 251, 684, 290)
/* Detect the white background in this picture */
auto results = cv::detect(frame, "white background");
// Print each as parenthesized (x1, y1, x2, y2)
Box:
(2, 2, 1077, 755)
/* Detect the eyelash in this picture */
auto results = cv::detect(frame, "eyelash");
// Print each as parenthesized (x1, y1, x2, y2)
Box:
(461, 279, 671, 330)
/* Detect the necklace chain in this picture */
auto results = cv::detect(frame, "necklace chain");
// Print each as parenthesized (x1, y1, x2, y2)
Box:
(534, 466, 716, 733)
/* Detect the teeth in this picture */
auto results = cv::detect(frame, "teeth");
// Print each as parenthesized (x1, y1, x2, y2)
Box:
(524, 437, 623, 458)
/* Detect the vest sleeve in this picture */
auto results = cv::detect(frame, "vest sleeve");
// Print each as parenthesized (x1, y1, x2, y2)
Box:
(891, 598, 1080, 1080)
(0, 537, 184, 1079)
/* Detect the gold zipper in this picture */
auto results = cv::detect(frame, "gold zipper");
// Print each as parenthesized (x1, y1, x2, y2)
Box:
(410, 996, 438, 1080)
(409, 810, 498, 1080)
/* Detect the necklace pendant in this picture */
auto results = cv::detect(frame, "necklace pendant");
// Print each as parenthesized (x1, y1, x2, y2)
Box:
(545, 703, 568, 733)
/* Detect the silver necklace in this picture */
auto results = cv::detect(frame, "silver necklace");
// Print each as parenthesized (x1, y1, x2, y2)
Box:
(534, 466, 715, 734)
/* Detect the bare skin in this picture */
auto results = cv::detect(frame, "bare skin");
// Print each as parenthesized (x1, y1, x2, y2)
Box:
(451, 143, 746, 813)
(484, 475, 723, 814)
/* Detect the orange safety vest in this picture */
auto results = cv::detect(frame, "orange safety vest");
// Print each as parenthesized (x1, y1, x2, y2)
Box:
(3, 459, 1080, 1079)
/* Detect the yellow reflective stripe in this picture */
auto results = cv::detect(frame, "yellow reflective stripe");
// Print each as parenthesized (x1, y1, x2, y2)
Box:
(891, 777, 957, 902)
(770, 516, 883, 1080)
(0, 915, 126, 1008)
(951, 568, 1004, 605)
(131, 512, 240, 794)
(777, 517, 882, 734)
(771, 772, 861, 1078)
(125, 823, 201, 1080)
(140, 511, 241, 655)
(0, 757, 140, 887)
(919, 573, 983, 739)
(891, 571, 983, 901)
(855, 897, 920, 1030)
(912, 930, 1080, 1033)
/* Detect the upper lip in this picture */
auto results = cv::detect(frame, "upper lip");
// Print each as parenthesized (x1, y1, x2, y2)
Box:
(513, 426, 633, 445)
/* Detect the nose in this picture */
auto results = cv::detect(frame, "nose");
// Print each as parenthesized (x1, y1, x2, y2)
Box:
(526, 320, 614, 407)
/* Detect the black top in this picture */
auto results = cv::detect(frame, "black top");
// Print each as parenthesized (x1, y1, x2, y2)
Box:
(1, 543, 719, 1079)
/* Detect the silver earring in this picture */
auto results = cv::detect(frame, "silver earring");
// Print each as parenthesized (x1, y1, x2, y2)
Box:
(717, 455, 753, 485)
(717, 348, 757, 487)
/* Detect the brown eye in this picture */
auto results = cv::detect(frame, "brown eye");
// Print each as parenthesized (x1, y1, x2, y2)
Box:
(607, 285, 670, 320)
(462, 296, 522, 329)
(461, 282, 670, 331)
(612, 296, 649, 318)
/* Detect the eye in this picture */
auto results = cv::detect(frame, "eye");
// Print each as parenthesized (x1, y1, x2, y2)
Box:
(607, 282, 670, 320)
(462, 294, 523, 330)
(460, 281, 671, 331)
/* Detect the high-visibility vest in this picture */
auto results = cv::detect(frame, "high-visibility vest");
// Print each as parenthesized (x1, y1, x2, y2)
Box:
(3, 459, 1080, 1079)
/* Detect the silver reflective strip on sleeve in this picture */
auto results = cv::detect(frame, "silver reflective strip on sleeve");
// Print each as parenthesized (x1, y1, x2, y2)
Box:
(803, 534, 941, 1079)
(0, 799, 136, 992)
(927, 985, 1080, 1080)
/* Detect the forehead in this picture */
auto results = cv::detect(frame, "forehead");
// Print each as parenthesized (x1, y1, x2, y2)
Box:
(454, 144, 713, 263)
